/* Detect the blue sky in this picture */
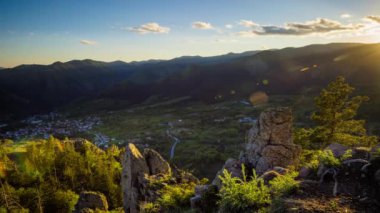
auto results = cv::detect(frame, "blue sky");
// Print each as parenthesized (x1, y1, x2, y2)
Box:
(1, 0, 380, 67)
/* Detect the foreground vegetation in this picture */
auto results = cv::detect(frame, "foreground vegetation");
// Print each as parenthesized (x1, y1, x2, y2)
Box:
(0, 137, 122, 212)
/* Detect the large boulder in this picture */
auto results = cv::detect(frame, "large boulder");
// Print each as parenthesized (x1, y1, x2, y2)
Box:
(121, 143, 196, 213)
(240, 107, 301, 174)
(144, 148, 171, 175)
(74, 191, 108, 212)
(121, 143, 150, 213)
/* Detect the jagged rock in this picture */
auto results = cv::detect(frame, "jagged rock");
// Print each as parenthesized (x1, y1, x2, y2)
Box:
(122, 143, 150, 213)
(212, 158, 243, 188)
(122, 143, 197, 213)
(144, 148, 171, 175)
(74, 191, 108, 212)
(240, 107, 301, 174)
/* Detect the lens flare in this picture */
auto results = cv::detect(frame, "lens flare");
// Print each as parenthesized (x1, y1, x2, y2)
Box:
(249, 91, 269, 105)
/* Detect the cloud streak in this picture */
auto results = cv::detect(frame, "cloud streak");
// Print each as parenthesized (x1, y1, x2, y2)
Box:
(340, 14, 351, 19)
(246, 18, 364, 36)
(239, 20, 258, 28)
(129, 22, 170, 34)
(192, 21, 213, 29)
(80, 40, 96, 45)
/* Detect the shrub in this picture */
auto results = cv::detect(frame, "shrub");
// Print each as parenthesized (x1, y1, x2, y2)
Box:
(299, 149, 321, 171)
(269, 171, 299, 197)
(218, 166, 271, 213)
(319, 150, 341, 167)
(156, 182, 196, 211)
(294, 128, 314, 149)
(140, 202, 159, 213)
(2, 137, 123, 211)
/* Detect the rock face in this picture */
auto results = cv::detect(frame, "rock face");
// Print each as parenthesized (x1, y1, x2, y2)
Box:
(121, 143, 195, 213)
(144, 148, 171, 175)
(240, 107, 301, 174)
(121, 144, 150, 213)
(74, 191, 108, 212)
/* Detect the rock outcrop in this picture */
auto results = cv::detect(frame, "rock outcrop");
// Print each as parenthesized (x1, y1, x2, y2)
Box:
(144, 148, 171, 175)
(121, 144, 150, 213)
(240, 107, 301, 174)
(74, 191, 108, 212)
(121, 143, 197, 213)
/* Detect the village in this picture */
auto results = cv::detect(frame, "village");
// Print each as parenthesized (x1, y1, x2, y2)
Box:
(0, 113, 103, 141)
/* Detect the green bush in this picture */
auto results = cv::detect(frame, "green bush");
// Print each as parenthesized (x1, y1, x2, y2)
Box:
(218, 166, 271, 213)
(294, 128, 314, 149)
(269, 171, 299, 197)
(1, 137, 123, 211)
(156, 182, 196, 211)
(319, 150, 341, 167)
(140, 202, 159, 213)
(299, 149, 321, 171)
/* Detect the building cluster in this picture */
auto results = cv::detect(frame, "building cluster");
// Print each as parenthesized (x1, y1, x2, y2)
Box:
(0, 113, 102, 140)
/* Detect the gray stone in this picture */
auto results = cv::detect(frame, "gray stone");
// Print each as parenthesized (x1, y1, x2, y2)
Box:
(121, 143, 150, 213)
(144, 148, 171, 175)
(240, 107, 301, 174)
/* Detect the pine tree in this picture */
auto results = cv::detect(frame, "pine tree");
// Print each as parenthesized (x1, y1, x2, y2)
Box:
(310, 76, 377, 147)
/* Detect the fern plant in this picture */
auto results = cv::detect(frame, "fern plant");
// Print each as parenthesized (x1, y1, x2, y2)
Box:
(218, 165, 271, 213)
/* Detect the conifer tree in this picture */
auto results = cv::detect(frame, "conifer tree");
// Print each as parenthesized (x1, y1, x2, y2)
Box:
(310, 76, 376, 147)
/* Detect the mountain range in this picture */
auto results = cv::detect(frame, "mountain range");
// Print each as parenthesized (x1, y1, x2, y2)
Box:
(1, 43, 380, 120)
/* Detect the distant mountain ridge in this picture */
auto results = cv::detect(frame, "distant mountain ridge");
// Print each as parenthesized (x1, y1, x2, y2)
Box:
(1, 43, 380, 119)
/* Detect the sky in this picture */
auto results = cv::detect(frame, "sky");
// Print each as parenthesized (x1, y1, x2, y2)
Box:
(1, 0, 380, 68)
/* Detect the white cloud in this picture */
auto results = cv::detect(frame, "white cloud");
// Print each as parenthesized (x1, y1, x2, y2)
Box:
(192, 21, 213, 30)
(80, 40, 96, 45)
(250, 18, 363, 36)
(340, 14, 351, 19)
(225, 24, 233, 29)
(129, 22, 170, 34)
(239, 20, 258, 28)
